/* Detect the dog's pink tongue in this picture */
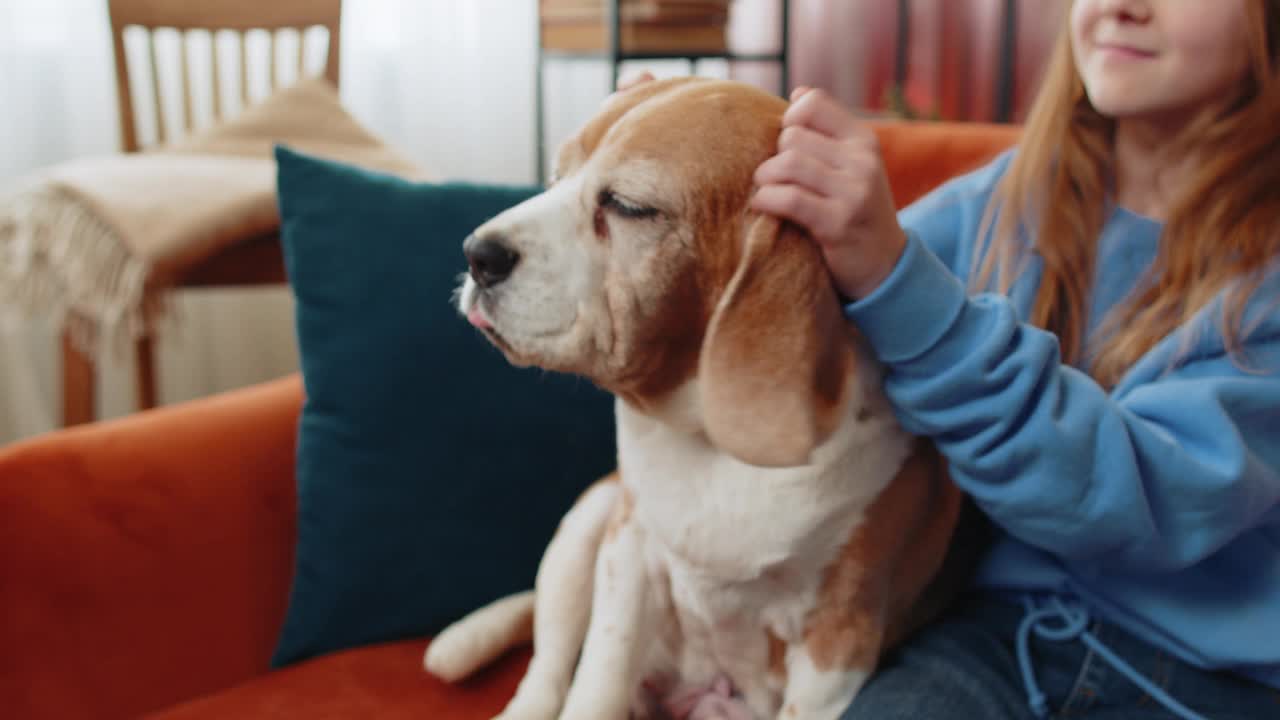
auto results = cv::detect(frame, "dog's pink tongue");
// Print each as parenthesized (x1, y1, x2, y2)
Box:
(466, 305, 493, 330)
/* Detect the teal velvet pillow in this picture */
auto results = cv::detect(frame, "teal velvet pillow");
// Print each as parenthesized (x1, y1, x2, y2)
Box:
(271, 146, 617, 667)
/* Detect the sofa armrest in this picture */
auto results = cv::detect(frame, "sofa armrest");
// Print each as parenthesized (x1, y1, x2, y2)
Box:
(0, 374, 304, 720)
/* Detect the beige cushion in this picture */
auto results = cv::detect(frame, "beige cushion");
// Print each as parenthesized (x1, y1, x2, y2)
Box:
(167, 77, 423, 177)
(0, 77, 422, 346)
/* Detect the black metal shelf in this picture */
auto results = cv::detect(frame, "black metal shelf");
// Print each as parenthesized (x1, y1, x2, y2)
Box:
(534, 0, 791, 182)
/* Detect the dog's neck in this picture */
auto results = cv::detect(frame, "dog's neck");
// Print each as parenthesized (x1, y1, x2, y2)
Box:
(613, 368, 914, 581)
(616, 356, 896, 470)
(616, 334, 893, 457)
(623, 379, 707, 438)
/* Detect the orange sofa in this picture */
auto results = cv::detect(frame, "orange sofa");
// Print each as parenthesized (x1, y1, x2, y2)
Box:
(0, 121, 1019, 720)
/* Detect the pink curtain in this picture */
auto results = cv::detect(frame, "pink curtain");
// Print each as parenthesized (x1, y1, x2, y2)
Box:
(731, 0, 1063, 123)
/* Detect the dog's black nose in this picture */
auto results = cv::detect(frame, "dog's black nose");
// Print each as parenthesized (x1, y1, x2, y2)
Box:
(464, 234, 520, 288)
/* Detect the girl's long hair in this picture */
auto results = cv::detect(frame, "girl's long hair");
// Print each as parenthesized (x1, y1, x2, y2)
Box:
(975, 0, 1280, 388)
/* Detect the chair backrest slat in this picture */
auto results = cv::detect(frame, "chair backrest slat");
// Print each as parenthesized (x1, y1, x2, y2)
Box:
(210, 32, 222, 121)
(110, 26, 137, 153)
(179, 33, 194, 135)
(107, 0, 341, 32)
(269, 30, 278, 91)
(239, 32, 251, 108)
(147, 31, 166, 145)
(297, 31, 306, 88)
(107, 0, 342, 152)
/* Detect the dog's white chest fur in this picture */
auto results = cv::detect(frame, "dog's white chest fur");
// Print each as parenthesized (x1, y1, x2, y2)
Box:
(615, 379, 914, 706)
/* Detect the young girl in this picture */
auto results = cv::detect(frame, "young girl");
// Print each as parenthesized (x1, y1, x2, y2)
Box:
(750, 0, 1280, 718)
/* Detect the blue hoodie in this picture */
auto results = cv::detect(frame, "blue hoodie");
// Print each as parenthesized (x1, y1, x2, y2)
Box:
(844, 152, 1280, 690)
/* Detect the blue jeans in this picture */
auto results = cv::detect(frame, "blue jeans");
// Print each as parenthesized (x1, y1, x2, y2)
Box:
(841, 593, 1280, 720)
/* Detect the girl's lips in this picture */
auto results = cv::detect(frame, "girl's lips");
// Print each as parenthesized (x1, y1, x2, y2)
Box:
(1096, 43, 1156, 60)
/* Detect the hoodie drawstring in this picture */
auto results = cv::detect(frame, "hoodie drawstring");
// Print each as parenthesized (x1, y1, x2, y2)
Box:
(1015, 594, 1211, 720)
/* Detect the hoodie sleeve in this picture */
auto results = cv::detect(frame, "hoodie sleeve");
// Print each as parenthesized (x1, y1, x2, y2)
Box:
(844, 231, 1280, 573)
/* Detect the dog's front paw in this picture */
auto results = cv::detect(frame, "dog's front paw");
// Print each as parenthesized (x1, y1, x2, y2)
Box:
(490, 680, 566, 720)
(558, 695, 634, 720)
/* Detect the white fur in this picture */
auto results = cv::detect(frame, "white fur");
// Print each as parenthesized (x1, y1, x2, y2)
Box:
(559, 499, 653, 720)
(424, 590, 535, 682)
(456, 175, 604, 364)
(443, 201, 915, 720)
(437, 81, 925, 719)
(612, 379, 913, 719)
(425, 481, 619, 719)
(428, 373, 914, 720)
(501, 480, 619, 720)
(779, 647, 871, 720)
(456, 156, 696, 378)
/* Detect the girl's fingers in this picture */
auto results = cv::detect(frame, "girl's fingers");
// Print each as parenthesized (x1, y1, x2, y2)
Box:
(776, 125, 845, 169)
(782, 88, 860, 140)
(749, 183, 839, 241)
(754, 148, 848, 201)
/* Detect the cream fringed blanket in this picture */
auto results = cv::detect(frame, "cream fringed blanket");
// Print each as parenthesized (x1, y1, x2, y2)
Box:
(0, 78, 423, 354)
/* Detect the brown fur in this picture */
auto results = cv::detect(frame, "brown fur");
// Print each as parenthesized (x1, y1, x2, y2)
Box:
(700, 214, 856, 466)
(465, 79, 974, 715)
(766, 627, 788, 682)
(803, 441, 963, 671)
(559, 82, 737, 408)
(583, 80, 970, 681)
(561, 77, 970, 667)
(561, 79, 859, 466)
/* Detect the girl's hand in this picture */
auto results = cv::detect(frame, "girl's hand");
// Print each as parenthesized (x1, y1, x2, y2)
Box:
(751, 87, 907, 300)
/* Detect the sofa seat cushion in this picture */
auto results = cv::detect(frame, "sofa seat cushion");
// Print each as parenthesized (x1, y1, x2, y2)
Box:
(145, 639, 528, 720)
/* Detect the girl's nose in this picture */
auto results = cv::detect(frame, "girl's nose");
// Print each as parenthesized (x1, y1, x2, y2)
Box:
(1098, 0, 1153, 24)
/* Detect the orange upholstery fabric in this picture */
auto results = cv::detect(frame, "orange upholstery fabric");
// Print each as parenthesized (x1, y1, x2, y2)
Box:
(0, 121, 1019, 719)
(145, 641, 530, 720)
(0, 376, 303, 719)
(872, 120, 1021, 208)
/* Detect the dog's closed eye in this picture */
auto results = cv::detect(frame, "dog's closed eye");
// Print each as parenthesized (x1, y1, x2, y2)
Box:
(599, 188, 660, 220)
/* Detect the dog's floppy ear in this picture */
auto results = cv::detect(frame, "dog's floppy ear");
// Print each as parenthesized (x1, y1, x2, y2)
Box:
(699, 214, 856, 467)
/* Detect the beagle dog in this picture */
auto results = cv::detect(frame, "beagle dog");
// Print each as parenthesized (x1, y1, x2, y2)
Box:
(425, 78, 972, 720)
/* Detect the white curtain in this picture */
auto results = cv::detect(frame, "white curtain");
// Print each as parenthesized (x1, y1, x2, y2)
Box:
(0, 0, 769, 445)
(2, 0, 121, 443)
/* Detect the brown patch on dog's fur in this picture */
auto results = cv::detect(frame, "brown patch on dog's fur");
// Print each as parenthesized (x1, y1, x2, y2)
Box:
(699, 214, 856, 466)
(609, 82, 786, 411)
(556, 79, 852, 428)
(766, 627, 788, 682)
(803, 441, 962, 671)
(554, 78, 705, 179)
(608, 255, 707, 410)
(564, 81, 860, 466)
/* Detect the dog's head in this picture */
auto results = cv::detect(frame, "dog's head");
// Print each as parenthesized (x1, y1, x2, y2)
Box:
(457, 78, 858, 467)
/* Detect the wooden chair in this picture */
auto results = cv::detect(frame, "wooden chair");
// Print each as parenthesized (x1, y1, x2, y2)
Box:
(62, 0, 342, 426)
